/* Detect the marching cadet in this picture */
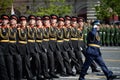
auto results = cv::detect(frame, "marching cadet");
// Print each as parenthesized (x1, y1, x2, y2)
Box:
(0, 14, 9, 80)
(77, 17, 100, 73)
(42, 15, 58, 78)
(70, 16, 83, 72)
(102, 24, 106, 46)
(64, 15, 80, 75)
(50, 14, 64, 77)
(35, 16, 51, 79)
(9, 15, 22, 80)
(27, 15, 41, 80)
(57, 17, 75, 76)
(17, 16, 33, 80)
(79, 20, 117, 80)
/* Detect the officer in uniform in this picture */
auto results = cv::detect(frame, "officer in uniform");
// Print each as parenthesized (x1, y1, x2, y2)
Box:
(35, 16, 51, 79)
(17, 16, 33, 80)
(42, 15, 58, 78)
(70, 16, 83, 72)
(0, 14, 9, 80)
(50, 14, 65, 74)
(79, 20, 117, 80)
(9, 15, 22, 80)
(77, 17, 100, 73)
(27, 15, 41, 80)
(64, 15, 80, 75)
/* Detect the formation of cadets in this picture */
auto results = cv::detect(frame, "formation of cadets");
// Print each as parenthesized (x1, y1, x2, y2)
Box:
(0, 14, 119, 80)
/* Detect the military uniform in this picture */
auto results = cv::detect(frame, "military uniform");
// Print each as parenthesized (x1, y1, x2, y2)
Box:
(42, 15, 58, 78)
(27, 24, 41, 79)
(0, 15, 9, 80)
(17, 16, 33, 80)
(70, 17, 83, 72)
(79, 21, 116, 80)
(35, 16, 51, 79)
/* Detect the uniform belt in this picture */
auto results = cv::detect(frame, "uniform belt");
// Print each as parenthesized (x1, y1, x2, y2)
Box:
(57, 40, 63, 42)
(49, 38, 56, 40)
(36, 40, 42, 42)
(78, 38, 83, 41)
(43, 39, 49, 41)
(71, 38, 78, 40)
(88, 44, 100, 48)
(19, 41, 27, 44)
(64, 39, 69, 41)
(0, 40, 9, 42)
(28, 40, 35, 42)
(9, 40, 16, 43)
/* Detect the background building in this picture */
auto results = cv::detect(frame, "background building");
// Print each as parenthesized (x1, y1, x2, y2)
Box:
(12, 0, 100, 21)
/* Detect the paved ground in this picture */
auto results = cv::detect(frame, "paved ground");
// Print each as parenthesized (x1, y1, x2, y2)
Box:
(53, 47, 120, 80)
(23, 47, 120, 80)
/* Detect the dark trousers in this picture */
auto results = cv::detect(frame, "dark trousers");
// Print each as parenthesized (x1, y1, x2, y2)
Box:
(0, 55, 9, 80)
(9, 43, 22, 80)
(79, 54, 113, 80)
(56, 42, 72, 74)
(27, 42, 41, 77)
(42, 41, 55, 74)
(37, 43, 49, 76)
(17, 44, 32, 79)
(71, 40, 83, 71)
(79, 41, 97, 71)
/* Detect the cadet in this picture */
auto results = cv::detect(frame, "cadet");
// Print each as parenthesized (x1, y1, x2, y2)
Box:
(0, 14, 9, 80)
(64, 15, 80, 75)
(79, 20, 117, 80)
(109, 25, 115, 46)
(9, 15, 22, 80)
(114, 25, 119, 46)
(27, 15, 41, 79)
(50, 14, 66, 77)
(70, 16, 83, 72)
(35, 16, 51, 79)
(42, 15, 58, 78)
(17, 16, 33, 80)
(77, 17, 100, 73)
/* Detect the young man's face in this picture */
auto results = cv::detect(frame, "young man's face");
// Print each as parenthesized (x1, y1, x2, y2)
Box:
(58, 21, 64, 26)
(10, 19, 17, 25)
(29, 19, 36, 25)
(36, 20, 43, 26)
(44, 20, 50, 26)
(78, 19, 84, 27)
(20, 20, 27, 26)
(65, 20, 71, 25)
(51, 19, 57, 24)
(71, 21, 77, 27)
(2, 19, 9, 25)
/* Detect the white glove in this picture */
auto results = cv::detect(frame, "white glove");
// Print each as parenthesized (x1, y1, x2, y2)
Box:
(93, 25, 98, 28)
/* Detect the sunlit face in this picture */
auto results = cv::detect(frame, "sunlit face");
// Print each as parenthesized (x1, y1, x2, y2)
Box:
(20, 20, 27, 26)
(43, 20, 50, 26)
(36, 20, 43, 26)
(2, 19, 9, 25)
(51, 19, 57, 24)
(96, 25, 100, 31)
(58, 21, 64, 26)
(65, 20, 71, 25)
(10, 19, 17, 25)
(78, 20, 84, 27)
(71, 21, 77, 27)
(29, 19, 36, 25)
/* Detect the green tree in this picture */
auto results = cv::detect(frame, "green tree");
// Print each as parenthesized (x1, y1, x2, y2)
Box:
(95, 0, 120, 20)
(0, 0, 13, 15)
(26, 0, 72, 16)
